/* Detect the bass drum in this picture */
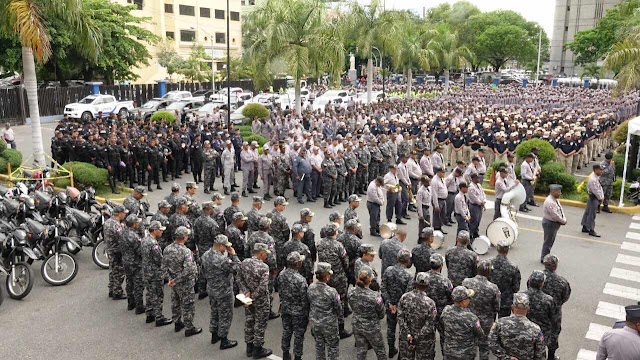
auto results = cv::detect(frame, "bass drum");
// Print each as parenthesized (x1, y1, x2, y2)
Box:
(501, 183, 527, 207)
(431, 230, 444, 250)
(486, 217, 519, 247)
(471, 235, 491, 255)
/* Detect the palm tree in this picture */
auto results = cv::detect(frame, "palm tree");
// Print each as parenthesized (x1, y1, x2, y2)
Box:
(348, 0, 397, 103)
(244, 0, 344, 113)
(428, 29, 472, 92)
(390, 17, 435, 98)
(604, 36, 640, 93)
(0, 0, 100, 166)
(581, 63, 602, 80)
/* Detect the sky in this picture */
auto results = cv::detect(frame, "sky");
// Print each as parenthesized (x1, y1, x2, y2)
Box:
(357, 0, 557, 38)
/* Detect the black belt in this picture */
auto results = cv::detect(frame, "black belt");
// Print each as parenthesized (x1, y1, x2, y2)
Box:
(479, 173, 485, 176)
(448, 191, 457, 195)
(367, 201, 380, 205)
(438, 198, 447, 201)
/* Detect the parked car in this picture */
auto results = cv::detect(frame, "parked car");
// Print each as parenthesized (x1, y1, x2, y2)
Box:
(158, 90, 192, 102)
(230, 105, 251, 125)
(187, 101, 227, 118)
(130, 99, 171, 121)
(64, 94, 134, 121)
(312, 89, 350, 111)
(354, 91, 384, 104)
(166, 99, 204, 118)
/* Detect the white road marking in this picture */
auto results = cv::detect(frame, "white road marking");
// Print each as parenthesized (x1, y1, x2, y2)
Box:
(621, 242, 640, 253)
(626, 231, 640, 241)
(603, 283, 640, 301)
(576, 349, 597, 360)
(585, 322, 610, 341)
(630, 223, 640, 230)
(633, 215, 640, 221)
(267, 356, 282, 360)
(595, 301, 626, 320)
(515, 213, 543, 221)
(616, 254, 640, 267)
(610, 267, 640, 283)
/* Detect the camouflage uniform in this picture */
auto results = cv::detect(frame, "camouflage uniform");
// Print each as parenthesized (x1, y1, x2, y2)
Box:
(203, 147, 218, 191)
(445, 246, 478, 287)
(378, 237, 405, 278)
(397, 288, 438, 360)
(441, 304, 485, 360)
(282, 239, 313, 284)
(541, 268, 571, 355)
(490, 255, 521, 318)
(150, 211, 170, 249)
(104, 217, 125, 297)
(350, 283, 386, 360)
(184, 194, 202, 224)
(246, 230, 277, 304)
(275, 152, 291, 196)
(344, 207, 359, 227)
(165, 192, 179, 216)
(308, 281, 343, 360)
(277, 267, 310, 358)
(224, 204, 241, 226)
(321, 157, 338, 203)
(167, 213, 192, 247)
(397, 141, 411, 160)
(381, 263, 414, 353)
(123, 195, 142, 217)
(423, 270, 453, 355)
(162, 242, 198, 330)
(334, 155, 348, 201)
(294, 220, 317, 262)
(462, 275, 501, 360)
(489, 315, 546, 360)
(337, 231, 362, 285)
(239, 256, 271, 348)
(411, 243, 435, 273)
(246, 207, 262, 239)
(526, 288, 558, 352)
(141, 234, 164, 319)
(201, 247, 241, 338)
(317, 236, 350, 321)
(226, 223, 246, 261)
(213, 206, 226, 232)
(193, 213, 218, 293)
(266, 209, 290, 270)
(355, 145, 371, 193)
(369, 144, 384, 183)
(344, 149, 359, 195)
(120, 226, 144, 309)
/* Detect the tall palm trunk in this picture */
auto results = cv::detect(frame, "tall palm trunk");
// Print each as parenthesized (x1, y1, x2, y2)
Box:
(295, 77, 301, 114)
(367, 57, 373, 104)
(444, 69, 450, 92)
(22, 47, 45, 166)
(406, 68, 413, 99)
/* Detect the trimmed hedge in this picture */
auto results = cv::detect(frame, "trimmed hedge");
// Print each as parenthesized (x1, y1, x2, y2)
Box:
(0, 138, 7, 154)
(0, 149, 22, 173)
(242, 103, 269, 119)
(613, 119, 629, 145)
(244, 134, 269, 146)
(150, 111, 177, 124)
(491, 160, 506, 172)
(536, 162, 577, 194)
(515, 139, 556, 165)
(62, 161, 108, 188)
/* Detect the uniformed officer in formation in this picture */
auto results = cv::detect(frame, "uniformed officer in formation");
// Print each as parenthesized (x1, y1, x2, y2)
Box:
(162, 226, 202, 337)
(350, 265, 386, 360)
(322, 150, 338, 208)
(151, 200, 172, 249)
(411, 227, 436, 272)
(344, 194, 361, 226)
(599, 152, 615, 213)
(201, 234, 240, 350)
(240, 243, 273, 359)
(246, 216, 279, 319)
(224, 192, 242, 225)
(141, 221, 172, 326)
(596, 304, 640, 359)
(308, 262, 344, 360)
(266, 196, 290, 273)
(277, 251, 310, 360)
(445, 231, 478, 287)
(337, 219, 363, 286)
(490, 241, 521, 318)
(381, 248, 413, 358)
(378, 226, 407, 278)
(202, 140, 219, 194)
(488, 292, 546, 360)
(541, 184, 567, 262)
(441, 286, 484, 360)
(397, 271, 438, 360)
(246, 196, 264, 240)
(120, 214, 144, 314)
(581, 164, 604, 237)
(104, 205, 128, 300)
(165, 183, 181, 216)
(354, 244, 380, 291)
(422, 253, 453, 357)
(193, 201, 219, 297)
(541, 254, 571, 360)
(294, 208, 317, 262)
(226, 212, 248, 262)
(526, 270, 559, 359)
(462, 260, 501, 360)
(123, 185, 147, 218)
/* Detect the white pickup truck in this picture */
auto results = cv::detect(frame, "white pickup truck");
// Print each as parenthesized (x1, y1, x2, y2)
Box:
(64, 94, 134, 121)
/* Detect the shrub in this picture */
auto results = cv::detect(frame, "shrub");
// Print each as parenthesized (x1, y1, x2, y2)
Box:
(0, 158, 8, 175)
(62, 161, 108, 189)
(491, 160, 506, 172)
(515, 139, 556, 165)
(612, 178, 631, 202)
(0, 138, 7, 154)
(612, 153, 640, 179)
(242, 103, 269, 119)
(1, 149, 22, 171)
(244, 134, 269, 146)
(613, 119, 629, 145)
(536, 162, 577, 194)
(150, 111, 177, 124)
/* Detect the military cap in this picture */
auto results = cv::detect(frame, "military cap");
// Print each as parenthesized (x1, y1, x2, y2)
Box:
(230, 192, 240, 201)
(171, 183, 181, 192)
(200, 201, 214, 209)
(477, 259, 493, 273)
(528, 270, 546, 288)
(543, 254, 559, 268)
(175, 226, 191, 237)
(457, 230, 471, 243)
(357, 265, 374, 279)
(113, 204, 128, 214)
(397, 248, 412, 262)
(451, 286, 475, 302)
(258, 216, 272, 229)
(158, 200, 171, 209)
(274, 196, 289, 206)
(253, 242, 271, 254)
(214, 234, 232, 247)
(421, 227, 434, 238)
(126, 214, 142, 225)
(434, 166, 444, 173)
(359, 243, 376, 255)
(345, 219, 359, 229)
(300, 208, 315, 217)
(315, 262, 333, 275)
(286, 251, 305, 265)
(549, 184, 562, 192)
(496, 240, 511, 252)
(186, 181, 198, 189)
(323, 223, 338, 236)
(347, 194, 362, 203)
(329, 211, 343, 222)
(175, 196, 188, 207)
(429, 253, 444, 268)
(253, 196, 265, 204)
(415, 272, 429, 285)
(148, 221, 166, 231)
(291, 223, 306, 234)
(233, 211, 248, 221)
(211, 192, 225, 201)
(513, 292, 530, 308)
(133, 185, 147, 195)
(625, 305, 640, 320)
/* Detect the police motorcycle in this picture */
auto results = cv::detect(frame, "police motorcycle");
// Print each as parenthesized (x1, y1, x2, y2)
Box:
(0, 220, 38, 299)
(65, 202, 112, 269)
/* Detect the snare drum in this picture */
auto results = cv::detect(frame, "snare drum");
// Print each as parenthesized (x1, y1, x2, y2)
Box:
(471, 235, 491, 255)
(486, 217, 519, 246)
(431, 230, 444, 249)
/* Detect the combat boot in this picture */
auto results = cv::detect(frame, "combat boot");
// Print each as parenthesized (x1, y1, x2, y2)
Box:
(146, 315, 155, 323)
(135, 306, 145, 315)
(324, 200, 331, 209)
(155, 317, 173, 327)
(211, 333, 220, 344)
(283, 353, 291, 360)
(253, 346, 273, 359)
(174, 321, 184, 332)
(185, 327, 202, 337)
(246, 343, 254, 357)
(294, 356, 302, 360)
(220, 337, 238, 350)
(339, 324, 352, 339)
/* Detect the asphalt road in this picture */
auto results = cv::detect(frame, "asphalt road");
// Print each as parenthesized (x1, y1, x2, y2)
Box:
(2, 124, 638, 360)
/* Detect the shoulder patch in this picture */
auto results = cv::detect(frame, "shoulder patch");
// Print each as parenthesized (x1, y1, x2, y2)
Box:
(475, 320, 481, 329)
(376, 297, 382, 304)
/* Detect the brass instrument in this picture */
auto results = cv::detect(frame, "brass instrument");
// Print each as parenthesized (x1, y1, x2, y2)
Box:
(531, 174, 538, 186)
(385, 183, 401, 193)
(407, 186, 416, 205)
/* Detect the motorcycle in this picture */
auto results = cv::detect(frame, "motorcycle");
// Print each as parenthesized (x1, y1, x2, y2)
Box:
(1, 226, 38, 299)
(24, 218, 79, 286)
(68, 187, 97, 213)
(66, 205, 109, 269)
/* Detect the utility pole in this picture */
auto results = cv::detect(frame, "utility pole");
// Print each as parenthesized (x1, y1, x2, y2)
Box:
(535, 28, 542, 87)
(226, 0, 231, 128)
(211, 36, 215, 91)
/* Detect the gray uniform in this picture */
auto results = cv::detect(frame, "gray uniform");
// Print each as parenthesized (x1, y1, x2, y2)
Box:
(150, 211, 170, 249)
(337, 231, 362, 285)
(317, 237, 349, 320)
(120, 227, 143, 308)
(526, 288, 559, 351)
(397, 289, 438, 360)
(490, 255, 521, 318)
(378, 237, 405, 278)
(104, 218, 125, 297)
(581, 174, 604, 232)
(424, 270, 453, 354)
(239, 256, 271, 348)
(488, 315, 546, 360)
(542, 269, 571, 354)
(203, 147, 218, 190)
(381, 264, 413, 352)
(308, 282, 343, 360)
(141, 235, 164, 319)
(282, 239, 313, 283)
(266, 209, 290, 270)
(259, 153, 274, 196)
(201, 248, 240, 338)
(246, 208, 262, 239)
(441, 304, 485, 360)
(462, 275, 501, 360)
(355, 146, 371, 192)
(542, 195, 566, 261)
(277, 268, 310, 357)
(322, 157, 338, 202)
(162, 242, 198, 330)
(599, 160, 615, 208)
(349, 285, 386, 360)
(445, 246, 478, 287)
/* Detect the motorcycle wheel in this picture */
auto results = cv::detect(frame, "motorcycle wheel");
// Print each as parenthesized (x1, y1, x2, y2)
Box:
(41, 252, 78, 286)
(6, 262, 34, 299)
(0, 282, 4, 308)
(92, 240, 109, 270)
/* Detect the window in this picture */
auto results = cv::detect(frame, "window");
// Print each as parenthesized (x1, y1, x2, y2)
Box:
(164, 3, 173, 13)
(215, 32, 226, 44)
(127, 0, 143, 10)
(200, 7, 210, 17)
(215, 9, 225, 19)
(230, 11, 240, 21)
(179, 4, 195, 16)
(166, 31, 175, 40)
(180, 30, 196, 42)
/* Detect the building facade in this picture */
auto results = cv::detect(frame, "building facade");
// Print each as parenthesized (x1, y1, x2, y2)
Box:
(549, 0, 622, 76)
(114, 0, 243, 84)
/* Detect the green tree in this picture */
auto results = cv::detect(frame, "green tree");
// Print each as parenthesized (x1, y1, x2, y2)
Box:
(176, 44, 210, 82)
(428, 29, 472, 92)
(426, 1, 480, 27)
(581, 63, 602, 79)
(157, 42, 183, 81)
(604, 35, 640, 93)
(0, 0, 100, 166)
(390, 16, 434, 98)
(474, 24, 531, 71)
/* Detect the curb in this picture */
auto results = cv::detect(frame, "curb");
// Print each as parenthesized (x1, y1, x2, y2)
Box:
(483, 188, 640, 214)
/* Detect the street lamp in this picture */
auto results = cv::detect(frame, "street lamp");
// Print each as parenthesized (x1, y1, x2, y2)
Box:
(226, 0, 230, 129)
(372, 46, 384, 96)
(190, 26, 215, 91)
